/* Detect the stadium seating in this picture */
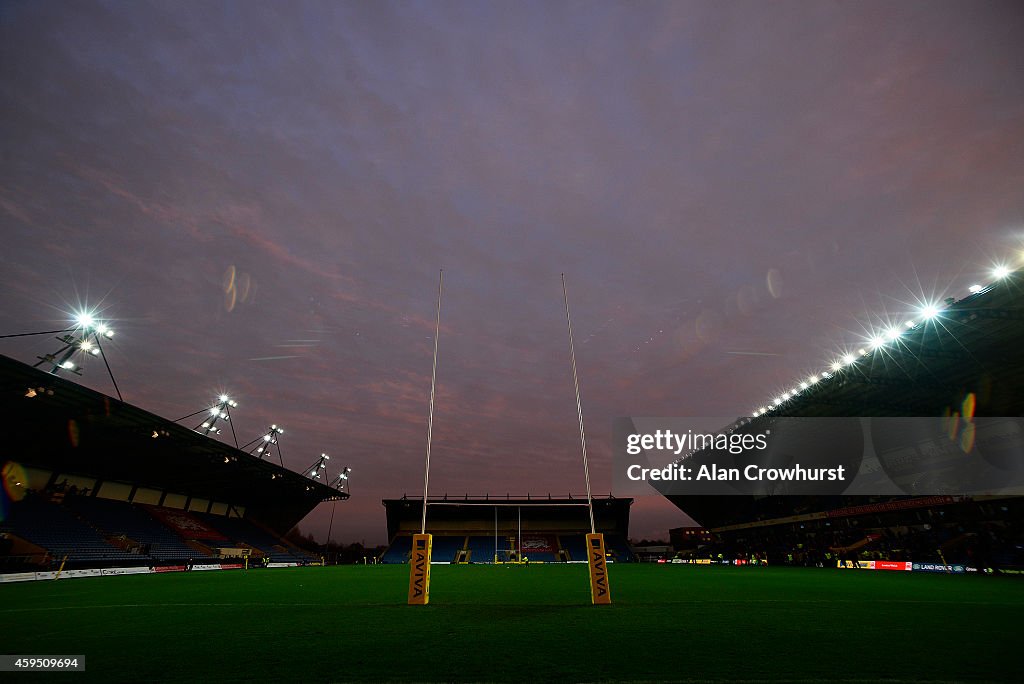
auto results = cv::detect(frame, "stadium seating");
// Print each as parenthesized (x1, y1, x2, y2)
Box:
(466, 536, 497, 563)
(381, 535, 412, 563)
(426, 535, 466, 563)
(558, 534, 588, 561)
(1, 495, 136, 566)
(195, 512, 314, 563)
(62, 495, 207, 562)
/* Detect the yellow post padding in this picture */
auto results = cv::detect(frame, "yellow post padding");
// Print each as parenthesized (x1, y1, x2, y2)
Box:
(407, 533, 432, 605)
(586, 533, 611, 604)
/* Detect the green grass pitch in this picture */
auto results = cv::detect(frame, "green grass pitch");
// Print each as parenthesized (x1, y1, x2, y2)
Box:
(1, 564, 1020, 682)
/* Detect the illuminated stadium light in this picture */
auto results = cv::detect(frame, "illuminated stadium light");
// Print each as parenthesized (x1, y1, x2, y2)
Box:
(248, 425, 286, 465)
(219, 394, 229, 403)
(80, 340, 93, 352)
(211, 408, 221, 417)
(61, 360, 76, 370)
(741, 251, 1016, 423)
(74, 312, 95, 329)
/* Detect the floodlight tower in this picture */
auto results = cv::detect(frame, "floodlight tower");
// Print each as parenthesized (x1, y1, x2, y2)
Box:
(31, 311, 121, 401)
(176, 395, 240, 448)
(325, 466, 351, 563)
(243, 425, 285, 466)
(335, 466, 352, 494)
(198, 395, 239, 446)
(305, 452, 331, 481)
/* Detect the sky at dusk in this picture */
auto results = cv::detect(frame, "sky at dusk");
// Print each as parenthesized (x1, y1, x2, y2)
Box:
(2, 1, 1023, 545)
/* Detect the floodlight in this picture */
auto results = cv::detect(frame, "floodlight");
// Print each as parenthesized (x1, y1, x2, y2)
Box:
(808, 375, 819, 384)
(919, 304, 940, 320)
(263, 434, 271, 441)
(885, 327, 901, 341)
(869, 336, 885, 349)
(758, 406, 767, 414)
(993, 265, 1011, 280)
(830, 361, 843, 371)
(103, 328, 114, 338)
(210, 408, 220, 417)
(80, 340, 93, 352)
(219, 394, 229, 403)
(842, 354, 856, 366)
(74, 312, 95, 329)
(799, 382, 808, 390)
(61, 360, 75, 369)
(96, 323, 109, 335)
(904, 320, 915, 328)
(968, 284, 982, 293)
(775, 396, 785, 405)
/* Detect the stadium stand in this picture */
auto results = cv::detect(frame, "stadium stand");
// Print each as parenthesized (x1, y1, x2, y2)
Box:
(659, 278, 1024, 571)
(0, 352, 347, 572)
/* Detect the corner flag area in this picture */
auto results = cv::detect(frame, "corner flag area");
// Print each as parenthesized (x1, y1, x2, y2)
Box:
(2, 564, 1019, 682)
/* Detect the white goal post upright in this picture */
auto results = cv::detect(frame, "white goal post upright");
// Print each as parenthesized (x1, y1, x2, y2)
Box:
(408, 269, 443, 605)
(562, 274, 611, 604)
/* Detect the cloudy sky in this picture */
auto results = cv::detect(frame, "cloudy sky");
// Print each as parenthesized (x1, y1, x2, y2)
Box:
(2, 1, 1022, 544)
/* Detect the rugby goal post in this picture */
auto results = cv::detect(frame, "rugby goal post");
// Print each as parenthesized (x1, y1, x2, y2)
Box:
(407, 271, 611, 605)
